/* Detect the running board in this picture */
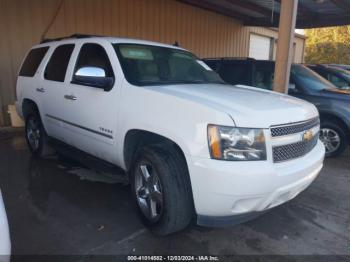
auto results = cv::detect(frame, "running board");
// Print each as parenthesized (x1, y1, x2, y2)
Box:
(48, 137, 129, 184)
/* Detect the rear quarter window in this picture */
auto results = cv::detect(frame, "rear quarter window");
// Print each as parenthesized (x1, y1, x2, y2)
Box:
(19, 47, 49, 77)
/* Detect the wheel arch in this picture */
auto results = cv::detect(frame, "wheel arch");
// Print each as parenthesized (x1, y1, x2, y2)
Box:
(22, 99, 40, 120)
(123, 129, 189, 172)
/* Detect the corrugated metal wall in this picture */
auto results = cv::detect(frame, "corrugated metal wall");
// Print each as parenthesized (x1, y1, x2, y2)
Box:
(0, 0, 304, 126)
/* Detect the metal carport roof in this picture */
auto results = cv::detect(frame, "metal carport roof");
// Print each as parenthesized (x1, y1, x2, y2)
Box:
(178, 0, 350, 28)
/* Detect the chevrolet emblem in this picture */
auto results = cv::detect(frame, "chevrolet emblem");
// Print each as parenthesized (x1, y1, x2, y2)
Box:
(302, 130, 313, 142)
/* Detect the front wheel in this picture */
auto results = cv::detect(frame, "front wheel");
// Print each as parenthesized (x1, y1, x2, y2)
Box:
(319, 121, 348, 157)
(131, 145, 194, 236)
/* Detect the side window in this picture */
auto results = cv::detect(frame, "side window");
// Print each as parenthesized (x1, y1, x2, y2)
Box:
(74, 43, 114, 78)
(255, 68, 275, 90)
(19, 47, 49, 77)
(312, 67, 327, 79)
(44, 44, 75, 82)
(329, 74, 348, 88)
(218, 63, 251, 85)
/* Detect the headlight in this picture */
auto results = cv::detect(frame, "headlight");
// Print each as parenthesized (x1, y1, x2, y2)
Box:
(208, 125, 267, 161)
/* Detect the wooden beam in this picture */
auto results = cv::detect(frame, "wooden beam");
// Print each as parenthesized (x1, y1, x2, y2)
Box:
(273, 0, 298, 93)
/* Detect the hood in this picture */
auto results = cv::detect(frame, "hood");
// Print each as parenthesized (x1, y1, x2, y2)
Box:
(146, 84, 318, 128)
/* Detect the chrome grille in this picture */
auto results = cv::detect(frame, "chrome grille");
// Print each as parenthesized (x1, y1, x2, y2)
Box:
(273, 134, 319, 163)
(271, 117, 320, 137)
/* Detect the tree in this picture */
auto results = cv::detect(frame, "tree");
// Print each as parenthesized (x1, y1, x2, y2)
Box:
(305, 26, 350, 64)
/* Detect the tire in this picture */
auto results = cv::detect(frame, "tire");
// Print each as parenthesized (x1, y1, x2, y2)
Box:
(25, 110, 54, 158)
(130, 145, 194, 236)
(319, 120, 348, 157)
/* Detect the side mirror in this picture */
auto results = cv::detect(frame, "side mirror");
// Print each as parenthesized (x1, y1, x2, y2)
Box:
(72, 66, 114, 91)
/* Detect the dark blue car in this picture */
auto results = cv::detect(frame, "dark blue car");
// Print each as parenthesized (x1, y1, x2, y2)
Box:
(204, 58, 350, 157)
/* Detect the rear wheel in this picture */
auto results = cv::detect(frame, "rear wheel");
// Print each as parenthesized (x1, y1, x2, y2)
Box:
(131, 145, 194, 236)
(319, 121, 348, 157)
(25, 111, 53, 158)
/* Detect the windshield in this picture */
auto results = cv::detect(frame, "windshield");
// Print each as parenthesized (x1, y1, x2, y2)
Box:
(291, 64, 336, 91)
(114, 44, 224, 86)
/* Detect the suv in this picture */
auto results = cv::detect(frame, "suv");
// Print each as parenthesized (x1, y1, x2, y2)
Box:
(204, 58, 350, 157)
(307, 64, 350, 90)
(16, 35, 325, 235)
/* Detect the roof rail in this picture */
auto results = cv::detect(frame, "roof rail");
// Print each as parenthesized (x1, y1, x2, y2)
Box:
(40, 33, 104, 44)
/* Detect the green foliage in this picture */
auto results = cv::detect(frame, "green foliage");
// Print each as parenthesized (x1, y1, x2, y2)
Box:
(305, 26, 350, 64)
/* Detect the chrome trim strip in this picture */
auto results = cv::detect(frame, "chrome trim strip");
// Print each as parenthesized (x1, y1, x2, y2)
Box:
(270, 117, 320, 137)
(270, 117, 319, 129)
(46, 114, 113, 139)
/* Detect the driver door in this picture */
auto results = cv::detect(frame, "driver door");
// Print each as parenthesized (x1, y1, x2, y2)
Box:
(61, 42, 120, 163)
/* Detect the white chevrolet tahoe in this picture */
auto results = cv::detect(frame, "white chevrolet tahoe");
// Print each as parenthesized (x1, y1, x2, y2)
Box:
(16, 35, 325, 235)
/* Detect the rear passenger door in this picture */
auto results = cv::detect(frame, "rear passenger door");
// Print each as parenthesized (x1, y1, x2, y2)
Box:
(17, 46, 49, 120)
(41, 44, 75, 141)
(62, 42, 119, 163)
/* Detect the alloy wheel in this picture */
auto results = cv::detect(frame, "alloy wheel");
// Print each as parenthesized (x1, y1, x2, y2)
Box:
(319, 128, 340, 154)
(135, 162, 163, 222)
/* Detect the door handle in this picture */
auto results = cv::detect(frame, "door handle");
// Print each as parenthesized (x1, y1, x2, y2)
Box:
(64, 94, 77, 101)
(36, 87, 45, 93)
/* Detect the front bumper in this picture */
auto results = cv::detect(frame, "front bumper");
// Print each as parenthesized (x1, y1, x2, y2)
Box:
(197, 210, 267, 227)
(0, 191, 11, 260)
(187, 140, 325, 223)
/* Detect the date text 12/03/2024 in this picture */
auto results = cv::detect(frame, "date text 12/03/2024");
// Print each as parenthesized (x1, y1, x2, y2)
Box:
(127, 256, 219, 261)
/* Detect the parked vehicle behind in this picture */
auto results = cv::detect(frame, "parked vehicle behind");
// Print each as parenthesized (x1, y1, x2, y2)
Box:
(307, 64, 350, 90)
(329, 64, 350, 71)
(16, 35, 324, 235)
(204, 58, 350, 157)
(0, 190, 11, 262)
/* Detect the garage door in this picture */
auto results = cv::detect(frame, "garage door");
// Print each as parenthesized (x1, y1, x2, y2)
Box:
(249, 34, 271, 60)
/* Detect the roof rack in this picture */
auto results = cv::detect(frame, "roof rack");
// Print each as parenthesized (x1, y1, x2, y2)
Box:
(40, 34, 104, 44)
